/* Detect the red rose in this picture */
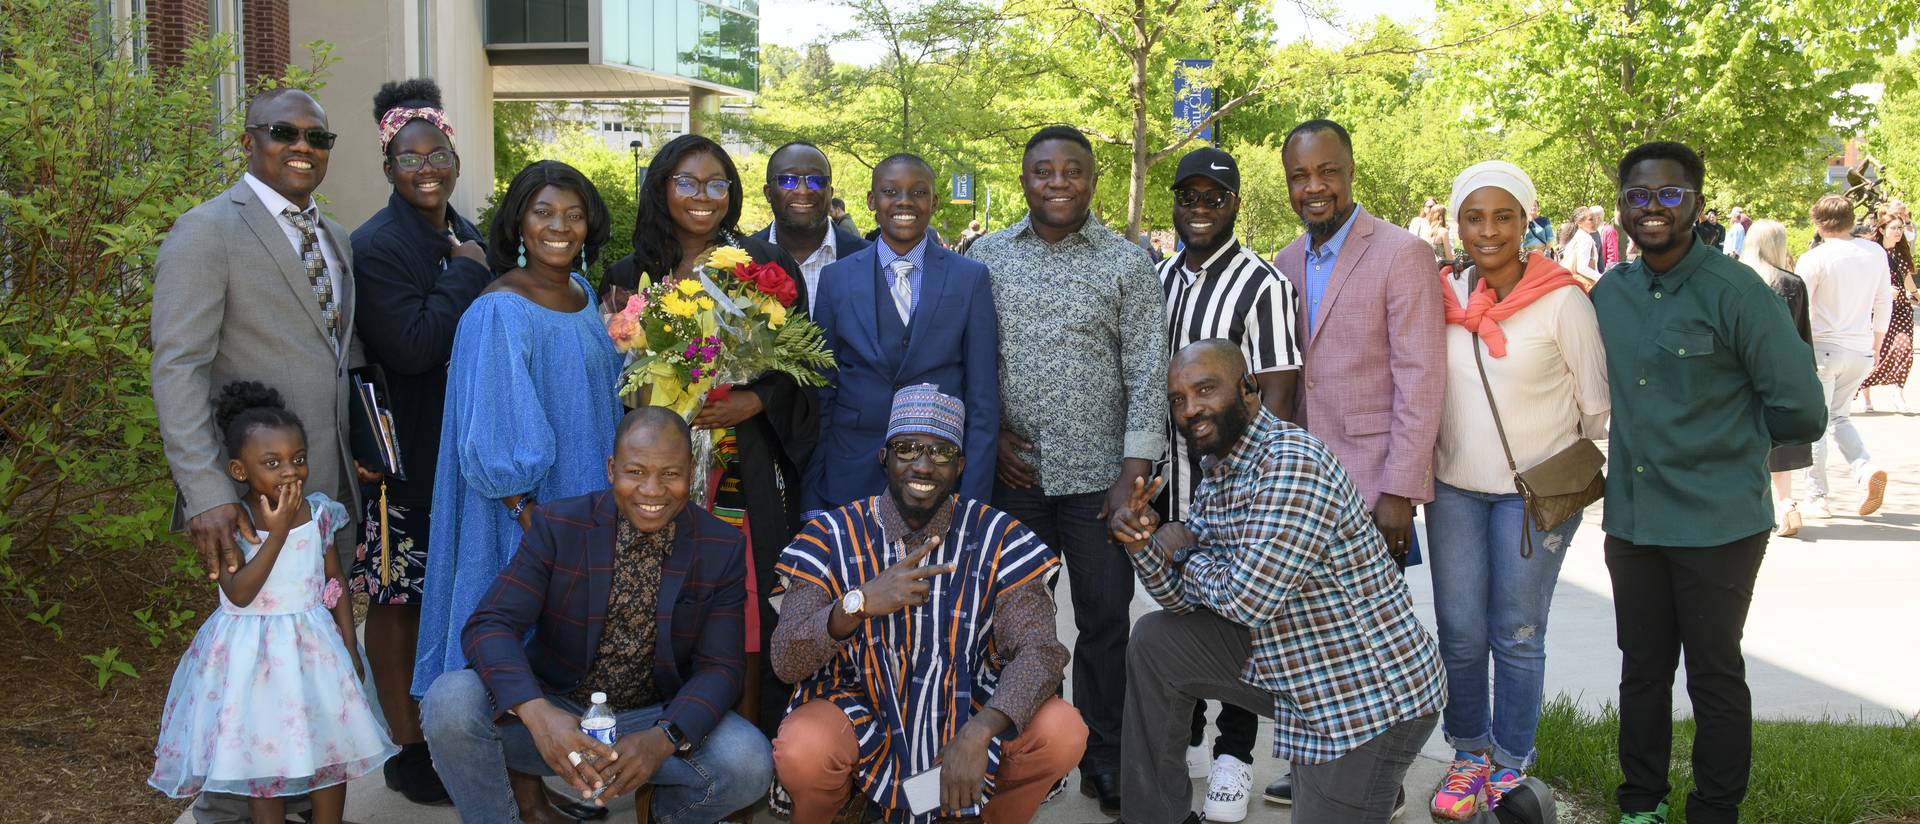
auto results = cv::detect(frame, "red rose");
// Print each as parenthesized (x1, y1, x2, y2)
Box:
(742, 261, 799, 306)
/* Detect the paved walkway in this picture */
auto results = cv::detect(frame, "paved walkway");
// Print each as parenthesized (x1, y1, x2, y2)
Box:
(176, 410, 1920, 823)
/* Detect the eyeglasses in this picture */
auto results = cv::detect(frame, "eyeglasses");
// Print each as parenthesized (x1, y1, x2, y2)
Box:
(247, 122, 337, 150)
(887, 440, 960, 466)
(672, 175, 733, 199)
(1174, 188, 1235, 209)
(1622, 186, 1697, 209)
(393, 148, 457, 171)
(774, 174, 830, 191)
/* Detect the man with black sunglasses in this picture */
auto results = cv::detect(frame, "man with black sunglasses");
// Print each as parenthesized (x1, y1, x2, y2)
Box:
(1148, 146, 1302, 823)
(151, 86, 364, 824)
(754, 141, 869, 308)
(1590, 141, 1825, 824)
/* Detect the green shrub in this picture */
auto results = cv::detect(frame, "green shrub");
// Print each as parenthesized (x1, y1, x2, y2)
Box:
(0, 0, 325, 641)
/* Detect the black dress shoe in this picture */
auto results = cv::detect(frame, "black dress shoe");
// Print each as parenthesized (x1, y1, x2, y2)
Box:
(1078, 771, 1121, 816)
(1261, 773, 1291, 805)
(383, 743, 451, 805)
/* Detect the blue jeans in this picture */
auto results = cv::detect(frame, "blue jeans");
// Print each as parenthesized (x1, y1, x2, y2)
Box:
(1425, 481, 1578, 769)
(421, 669, 772, 823)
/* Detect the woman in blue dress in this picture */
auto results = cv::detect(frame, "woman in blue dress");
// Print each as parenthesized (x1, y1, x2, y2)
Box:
(412, 161, 621, 701)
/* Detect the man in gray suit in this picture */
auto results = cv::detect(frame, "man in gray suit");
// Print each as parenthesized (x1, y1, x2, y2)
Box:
(150, 88, 361, 822)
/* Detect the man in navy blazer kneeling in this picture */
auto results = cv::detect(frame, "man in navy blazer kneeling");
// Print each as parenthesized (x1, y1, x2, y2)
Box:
(422, 408, 772, 823)
(803, 152, 1001, 513)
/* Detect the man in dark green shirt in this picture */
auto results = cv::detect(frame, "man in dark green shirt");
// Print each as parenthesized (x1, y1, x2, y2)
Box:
(1590, 142, 1825, 824)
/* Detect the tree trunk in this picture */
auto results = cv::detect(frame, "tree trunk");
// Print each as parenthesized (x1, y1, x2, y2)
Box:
(1125, 6, 1149, 241)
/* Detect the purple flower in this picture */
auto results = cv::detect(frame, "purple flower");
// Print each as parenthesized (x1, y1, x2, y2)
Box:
(691, 367, 704, 380)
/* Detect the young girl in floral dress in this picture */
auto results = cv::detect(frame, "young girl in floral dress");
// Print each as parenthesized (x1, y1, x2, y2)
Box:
(149, 382, 394, 823)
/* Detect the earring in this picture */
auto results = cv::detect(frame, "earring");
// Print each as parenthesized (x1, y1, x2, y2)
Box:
(516, 240, 527, 268)
(580, 248, 588, 273)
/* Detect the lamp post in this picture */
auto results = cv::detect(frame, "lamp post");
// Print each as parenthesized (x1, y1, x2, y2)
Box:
(629, 139, 644, 196)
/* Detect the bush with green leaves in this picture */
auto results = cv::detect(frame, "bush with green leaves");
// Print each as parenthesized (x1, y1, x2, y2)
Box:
(0, 0, 328, 665)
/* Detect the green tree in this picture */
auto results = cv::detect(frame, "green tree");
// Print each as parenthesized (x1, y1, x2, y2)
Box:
(1439, 0, 1917, 197)
(1866, 51, 1920, 203)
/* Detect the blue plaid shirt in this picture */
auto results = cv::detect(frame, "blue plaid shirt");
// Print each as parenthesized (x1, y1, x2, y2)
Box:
(1131, 409, 1446, 763)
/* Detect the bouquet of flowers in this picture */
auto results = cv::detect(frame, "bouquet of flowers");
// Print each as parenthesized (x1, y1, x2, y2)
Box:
(605, 245, 834, 492)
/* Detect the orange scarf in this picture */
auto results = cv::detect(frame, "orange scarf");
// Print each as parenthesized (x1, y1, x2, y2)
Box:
(1440, 251, 1582, 358)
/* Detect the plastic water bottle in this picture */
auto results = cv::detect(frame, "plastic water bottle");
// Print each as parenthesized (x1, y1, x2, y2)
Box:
(581, 691, 616, 747)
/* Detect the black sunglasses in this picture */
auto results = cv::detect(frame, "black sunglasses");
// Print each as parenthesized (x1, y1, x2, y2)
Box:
(887, 440, 960, 466)
(392, 148, 457, 171)
(247, 122, 337, 150)
(1622, 186, 1697, 209)
(1174, 188, 1235, 209)
(775, 174, 830, 191)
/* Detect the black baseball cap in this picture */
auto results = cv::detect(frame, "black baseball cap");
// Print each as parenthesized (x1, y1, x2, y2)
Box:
(1173, 146, 1239, 192)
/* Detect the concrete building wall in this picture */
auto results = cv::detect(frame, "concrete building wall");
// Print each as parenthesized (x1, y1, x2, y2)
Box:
(432, 0, 496, 224)
(289, 0, 408, 229)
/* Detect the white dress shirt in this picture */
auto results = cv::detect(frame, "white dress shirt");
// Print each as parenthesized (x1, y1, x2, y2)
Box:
(767, 221, 840, 309)
(243, 172, 343, 307)
(1800, 236, 1893, 355)
(1436, 277, 1612, 494)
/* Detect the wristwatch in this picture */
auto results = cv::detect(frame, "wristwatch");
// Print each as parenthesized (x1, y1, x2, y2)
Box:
(654, 719, 693, 753)
(840, 588, 867, 619)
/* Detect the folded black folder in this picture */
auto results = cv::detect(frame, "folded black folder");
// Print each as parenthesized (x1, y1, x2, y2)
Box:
(348, 365, 406, 481)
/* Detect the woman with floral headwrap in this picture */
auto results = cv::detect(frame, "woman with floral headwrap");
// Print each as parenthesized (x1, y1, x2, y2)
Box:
(347, 78, 491, 805)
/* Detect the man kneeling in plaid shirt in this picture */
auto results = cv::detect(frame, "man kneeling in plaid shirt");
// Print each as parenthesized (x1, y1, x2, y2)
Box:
(1108, 339, 1446, 824)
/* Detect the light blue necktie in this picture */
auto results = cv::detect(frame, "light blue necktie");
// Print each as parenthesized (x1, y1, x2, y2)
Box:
(890, 257, 914, 324)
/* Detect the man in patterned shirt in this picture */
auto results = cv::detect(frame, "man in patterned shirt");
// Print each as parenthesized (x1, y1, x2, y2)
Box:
(1154, 146, 1303, 822)
(963, 124, 1167, 814)
(1110, 340, 1445, 824)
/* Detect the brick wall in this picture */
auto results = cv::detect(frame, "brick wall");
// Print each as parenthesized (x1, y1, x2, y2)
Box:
(240, 0, 289, 87)
(143, 0, 209, 77)
(142, 0, 290, 86)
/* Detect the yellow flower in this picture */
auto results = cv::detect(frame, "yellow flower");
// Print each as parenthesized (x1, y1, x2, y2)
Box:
(675, 278, 704, 296)
(760, 298, 787, 329)
(696, 296, 715, 311)
(660, 293, 697, 317)
(707, 246, 752, 271)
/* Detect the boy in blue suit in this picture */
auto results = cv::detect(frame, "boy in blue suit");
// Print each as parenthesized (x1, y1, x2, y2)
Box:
(804, 154, 1000, 511)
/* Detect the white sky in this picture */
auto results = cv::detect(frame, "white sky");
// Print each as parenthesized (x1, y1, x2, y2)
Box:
(758, 0, 1439, 66)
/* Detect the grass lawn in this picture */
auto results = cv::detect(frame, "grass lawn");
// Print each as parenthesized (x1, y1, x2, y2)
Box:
(1530, 695, 1920, 823)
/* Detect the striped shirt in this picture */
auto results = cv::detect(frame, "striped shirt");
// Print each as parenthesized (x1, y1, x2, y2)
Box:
(1156, 239, 1302, 520)
(1131, 409, 1445, 763)
(774, 497, 1060, 821)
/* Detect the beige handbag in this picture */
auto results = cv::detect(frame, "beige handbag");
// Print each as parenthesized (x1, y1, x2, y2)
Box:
(1468, 305, 1604, 558)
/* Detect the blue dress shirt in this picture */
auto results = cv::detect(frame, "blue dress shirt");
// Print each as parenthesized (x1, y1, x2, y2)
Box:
(876, 233, 930, 315)
(1303, 206, 1362, 336)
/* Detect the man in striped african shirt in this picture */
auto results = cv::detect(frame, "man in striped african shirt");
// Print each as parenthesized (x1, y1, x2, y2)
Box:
(770, 385, 1084, 824)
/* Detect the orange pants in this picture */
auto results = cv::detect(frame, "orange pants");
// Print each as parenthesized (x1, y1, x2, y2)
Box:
(773, 696, 1087, 823)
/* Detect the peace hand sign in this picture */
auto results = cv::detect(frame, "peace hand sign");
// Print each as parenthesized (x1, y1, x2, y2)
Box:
(860, 536, 954, 619)
(1106, 474, 1165, 552)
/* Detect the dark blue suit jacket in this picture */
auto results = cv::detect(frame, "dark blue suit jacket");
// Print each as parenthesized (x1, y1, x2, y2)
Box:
(461, 491, 747, 744)
(803, 240, 1000, 511)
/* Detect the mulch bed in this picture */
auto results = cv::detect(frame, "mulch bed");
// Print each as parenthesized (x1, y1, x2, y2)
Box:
(0, 547, 194, 823)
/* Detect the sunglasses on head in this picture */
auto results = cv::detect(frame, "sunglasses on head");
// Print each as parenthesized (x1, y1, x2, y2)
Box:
(887, 440, 960, 466)
(775, 174, 830, 191)
(392, 148, 457, 172)
(1174, 188, 1235, 209)
(1622, 186, 1697, 209)
(672, 175, 733, 199)
(248, 122, 337, 150)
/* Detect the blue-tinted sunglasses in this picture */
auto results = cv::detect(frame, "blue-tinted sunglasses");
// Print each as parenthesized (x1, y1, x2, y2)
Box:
(1623, 186, 1697, 209)
(775, 174, 831, 191)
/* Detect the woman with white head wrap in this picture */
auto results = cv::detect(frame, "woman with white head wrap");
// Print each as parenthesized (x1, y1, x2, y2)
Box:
(1424, 161, 1613, 820)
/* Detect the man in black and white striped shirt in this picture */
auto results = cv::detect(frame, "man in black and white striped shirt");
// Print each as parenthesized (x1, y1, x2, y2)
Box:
(1154, 146, 1303, 822)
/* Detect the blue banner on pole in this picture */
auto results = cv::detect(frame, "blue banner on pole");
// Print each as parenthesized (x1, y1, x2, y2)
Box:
(1173, 58, 1215, 144)
(951, 173, 975, 204)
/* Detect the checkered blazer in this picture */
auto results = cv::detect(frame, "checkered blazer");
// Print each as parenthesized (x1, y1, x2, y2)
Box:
(461, 491, 748, 744)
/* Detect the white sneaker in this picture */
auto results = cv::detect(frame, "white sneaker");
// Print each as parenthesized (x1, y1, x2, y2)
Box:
(1186, 744, 1209, 778)
(1202, 755, 1253, 822)
(1804, 497, 1833, 520)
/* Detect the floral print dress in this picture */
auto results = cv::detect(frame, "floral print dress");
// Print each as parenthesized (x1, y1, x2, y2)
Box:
(149, 493, 396, 798)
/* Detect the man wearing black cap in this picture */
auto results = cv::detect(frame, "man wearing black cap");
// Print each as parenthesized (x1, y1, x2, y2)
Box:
(1148, 147, 1301, 821)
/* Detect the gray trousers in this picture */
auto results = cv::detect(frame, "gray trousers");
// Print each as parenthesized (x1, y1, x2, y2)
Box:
(1121, 609, 1439, 824)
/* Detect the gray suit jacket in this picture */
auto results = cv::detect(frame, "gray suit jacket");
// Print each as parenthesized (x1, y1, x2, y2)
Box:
(151, 179, 362, 528)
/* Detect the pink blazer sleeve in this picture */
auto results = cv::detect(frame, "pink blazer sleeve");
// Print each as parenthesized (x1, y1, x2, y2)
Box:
(1381, 231, 1445, 505)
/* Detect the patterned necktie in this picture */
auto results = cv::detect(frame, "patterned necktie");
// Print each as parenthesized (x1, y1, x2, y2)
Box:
(890, 257, 914, 325)
(281, 207, 339, 353)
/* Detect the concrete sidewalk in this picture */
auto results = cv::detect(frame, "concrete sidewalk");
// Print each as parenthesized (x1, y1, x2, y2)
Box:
(177, 411, 1920, 823)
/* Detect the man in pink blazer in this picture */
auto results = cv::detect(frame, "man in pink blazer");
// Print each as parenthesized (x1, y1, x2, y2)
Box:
(1260, 116, 1446, 811)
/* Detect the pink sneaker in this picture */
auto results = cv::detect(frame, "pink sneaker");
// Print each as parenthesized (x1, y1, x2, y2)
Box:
(1430, 751, 1489, 820)
(1485, 766, 1525, 808)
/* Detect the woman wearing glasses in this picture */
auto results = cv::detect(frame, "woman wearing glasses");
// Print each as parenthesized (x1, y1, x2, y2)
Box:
(346, 79, 492, 806)
(604, 134, 814, 737)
